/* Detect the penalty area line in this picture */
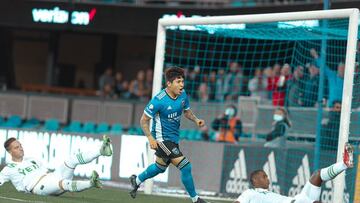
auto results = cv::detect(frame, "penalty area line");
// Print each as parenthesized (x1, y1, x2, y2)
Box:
(0, 195, 47, 203)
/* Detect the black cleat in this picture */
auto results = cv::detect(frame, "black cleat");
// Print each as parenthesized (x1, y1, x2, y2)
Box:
(195, 197, 209, 203)
(129, 175, 139, 199)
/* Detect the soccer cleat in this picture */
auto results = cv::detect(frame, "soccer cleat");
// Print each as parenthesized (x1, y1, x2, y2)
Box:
(195, 197, 209, 203)
(129, 175, 139, 199)
(343, 142, 354, 168)
(100, 135, 112, 156)
(90, 170, 102, 188)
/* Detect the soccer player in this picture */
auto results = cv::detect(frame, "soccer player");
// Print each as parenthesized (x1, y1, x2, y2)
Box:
(0, 135, 112, 195)
(234, 143, 354, 203)
(129, 67, 208, 203)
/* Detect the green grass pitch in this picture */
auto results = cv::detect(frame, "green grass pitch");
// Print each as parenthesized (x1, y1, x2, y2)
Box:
(0, 183, 231, 203)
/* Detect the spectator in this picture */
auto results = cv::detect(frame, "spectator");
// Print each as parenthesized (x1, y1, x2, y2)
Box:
(224, 62, 245, 101)
(310, 48, 344, 107)
(321, 101, 342, 151)
(121, 80, 131, 99)
(272, 63, 292, 106)
(99, 67, 114, 91)
(265, 107, 292, 144)
(215, 69, 226, 101)
(198, 75, 209, 102)
(211, 104, 242, 143)
(129, 70, 147, 100)
(263, 66, 274, 100)
(144, 68, 153, 99)
(114, 71, 128, 98)
(208, 71, 217, 101)
(100, 83, 117, 99)
(302, 63, 320, 107)
(267, 64, 281, 101)
(248, 68, 267, 100)
(286, 65, 305, 106)
(186, 65, 202, 100)
(352, 63, 360, 109)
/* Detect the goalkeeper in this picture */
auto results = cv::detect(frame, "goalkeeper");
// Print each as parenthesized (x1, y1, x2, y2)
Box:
(234, 143, 353, 203)
(0, 135, 112, 195)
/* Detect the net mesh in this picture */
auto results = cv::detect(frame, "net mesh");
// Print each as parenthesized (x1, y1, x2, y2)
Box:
(158, 17, 360, 202)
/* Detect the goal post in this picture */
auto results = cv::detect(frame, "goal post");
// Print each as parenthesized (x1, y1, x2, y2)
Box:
(148, 8, 359, 203)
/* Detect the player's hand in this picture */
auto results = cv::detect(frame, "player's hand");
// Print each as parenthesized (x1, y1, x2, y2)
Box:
(148, 137, 158, 150)
(196, 119, 205, 128)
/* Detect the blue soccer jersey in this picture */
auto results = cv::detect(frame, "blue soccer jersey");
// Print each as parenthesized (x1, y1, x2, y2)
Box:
(144, 89, 190, 144)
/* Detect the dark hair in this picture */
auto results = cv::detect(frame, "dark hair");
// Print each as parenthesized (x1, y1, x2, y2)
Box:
(332, 100, 342, 107)
(250, 170, 265, 187)
(165, 67, 185, 83)
(277, 107, 292, 128)
(4, 137, 17, 151)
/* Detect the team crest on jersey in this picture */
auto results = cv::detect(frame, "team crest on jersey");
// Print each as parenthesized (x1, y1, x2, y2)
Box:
(148, 104, 154, 111)
(172, 148, 180, 155)
(181, 100, 185, 107)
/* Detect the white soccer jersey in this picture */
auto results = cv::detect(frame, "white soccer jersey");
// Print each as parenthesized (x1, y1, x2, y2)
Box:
(0, 157, 48, 193)
(236, 188, 294, 203)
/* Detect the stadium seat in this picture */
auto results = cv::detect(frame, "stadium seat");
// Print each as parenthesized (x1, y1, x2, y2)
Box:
(209, 131, 216, 141)
(21, 117, 40, 129)
(96, 122, 109, 134)
(186, 130, 196, 140)
(82, 122, 96, 134)
(180, 129, 189, 140)
(0, 116, 4, 127)
(3, 115, 22, 128)
(110, 123, 123, 135)
(63, 120, 82, 133)
(127, 126, 143, 135)
(43, 119, 60, 131)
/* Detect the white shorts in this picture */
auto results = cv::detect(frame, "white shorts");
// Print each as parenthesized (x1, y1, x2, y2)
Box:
(293, 181, 321, 203)
(31, 173, 64, 196)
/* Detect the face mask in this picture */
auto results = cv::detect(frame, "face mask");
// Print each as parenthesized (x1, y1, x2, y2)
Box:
(225, 108, 235, 117)
(273, 114, 284, 121)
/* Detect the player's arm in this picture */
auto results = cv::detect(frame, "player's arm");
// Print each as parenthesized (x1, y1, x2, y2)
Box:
(140, 113, 158, 149)
(184, 109, 205, 127)
(0, 169, 10, 186)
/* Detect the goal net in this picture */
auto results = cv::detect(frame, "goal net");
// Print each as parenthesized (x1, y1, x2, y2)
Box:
(148, 9, 359, 203)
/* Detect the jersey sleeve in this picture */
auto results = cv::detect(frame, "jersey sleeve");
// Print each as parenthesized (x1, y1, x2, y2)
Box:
(0, 168, 10, 186)
(236, 190, 250, 203)
(144, 97, 161, 119)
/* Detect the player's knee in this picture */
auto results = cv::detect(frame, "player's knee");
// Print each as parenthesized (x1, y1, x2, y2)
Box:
(309, 169, 322, 187)
(155, 162, 168, 173)
(177, 157, 191, 171)
(311, 170, 321, 179)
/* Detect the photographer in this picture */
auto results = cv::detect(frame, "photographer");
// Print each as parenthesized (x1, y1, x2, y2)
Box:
(211, 105, 242, 143)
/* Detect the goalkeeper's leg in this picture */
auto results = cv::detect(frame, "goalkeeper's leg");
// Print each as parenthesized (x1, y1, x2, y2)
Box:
(55, 135, 112, 180)
(296, 143, 353, 202)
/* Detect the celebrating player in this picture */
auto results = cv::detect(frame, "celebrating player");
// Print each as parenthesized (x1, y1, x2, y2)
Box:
(234, 143, 354, 203)
(129, 67, 208, 203)
(0, 135, 112, 195)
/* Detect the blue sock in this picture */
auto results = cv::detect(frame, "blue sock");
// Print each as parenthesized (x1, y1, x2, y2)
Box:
(138, 163, 166, 183)
(180, 163, 197, 198)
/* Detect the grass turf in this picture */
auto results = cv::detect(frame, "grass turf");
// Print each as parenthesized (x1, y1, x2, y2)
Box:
(0, 183, 231, 203)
